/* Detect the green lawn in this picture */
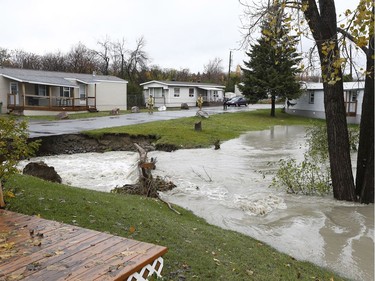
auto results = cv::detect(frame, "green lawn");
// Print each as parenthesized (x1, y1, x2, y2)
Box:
(84, 109, 321, 149)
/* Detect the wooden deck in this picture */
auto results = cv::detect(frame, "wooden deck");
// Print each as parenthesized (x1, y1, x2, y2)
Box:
(0, 210, 168, 281)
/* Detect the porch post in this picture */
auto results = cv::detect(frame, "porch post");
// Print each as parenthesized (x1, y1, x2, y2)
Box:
(85, 86, 88, 108)
(72, 88, 75, 109)
(21, 84, 26, 107)
(49, 87, 52, 108)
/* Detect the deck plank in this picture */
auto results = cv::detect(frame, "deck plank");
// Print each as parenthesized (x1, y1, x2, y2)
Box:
(0, 210, 167, 281)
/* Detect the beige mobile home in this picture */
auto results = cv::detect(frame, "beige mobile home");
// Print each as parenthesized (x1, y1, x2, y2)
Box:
(0, 68, 127, 116)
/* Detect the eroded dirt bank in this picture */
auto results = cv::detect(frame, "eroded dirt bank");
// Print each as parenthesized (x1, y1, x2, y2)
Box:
(30, 133, 178, 156)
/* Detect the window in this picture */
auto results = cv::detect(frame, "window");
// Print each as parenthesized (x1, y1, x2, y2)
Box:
(174, 88, 180, 97)
(10, 82, 18, 94)
(79, 85, 86, 100)
(213, 90, 218, 97)
(351, 91, 358, 102)
(60, 87, 70, 97)
(308, 91, 314, 104)
(189, 88, 194, 97)
(38, 85, 47, 96)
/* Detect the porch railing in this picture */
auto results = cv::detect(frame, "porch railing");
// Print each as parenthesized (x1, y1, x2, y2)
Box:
(7, 93, 96, 111)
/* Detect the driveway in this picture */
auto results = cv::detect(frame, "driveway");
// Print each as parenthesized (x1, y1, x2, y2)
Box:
(27, 104, 276, 138)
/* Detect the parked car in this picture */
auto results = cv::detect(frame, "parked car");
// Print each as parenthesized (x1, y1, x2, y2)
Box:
(224, 96, 248, 107)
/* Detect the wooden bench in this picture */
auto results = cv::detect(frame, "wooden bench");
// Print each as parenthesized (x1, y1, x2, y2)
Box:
(0, 210, 168, 280)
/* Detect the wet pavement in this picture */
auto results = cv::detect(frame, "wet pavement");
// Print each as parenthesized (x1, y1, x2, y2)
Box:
(27, 105, 276, 137)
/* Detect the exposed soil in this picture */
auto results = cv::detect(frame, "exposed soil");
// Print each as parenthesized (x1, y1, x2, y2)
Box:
(30, 133, 179, 156)
(28, 133, 178, 196)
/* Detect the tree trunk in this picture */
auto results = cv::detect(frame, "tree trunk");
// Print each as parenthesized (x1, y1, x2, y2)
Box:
(323, 82, 356, 201)
(355, 34, 374, 203)
(134, 143, 153, 180)
(303, 0, 356, 201)
(270, 95, 276, 117)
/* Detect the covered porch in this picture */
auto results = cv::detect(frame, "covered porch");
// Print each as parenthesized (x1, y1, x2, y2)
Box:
(197, 86, 223, 106)
(6, 82, 97, 114)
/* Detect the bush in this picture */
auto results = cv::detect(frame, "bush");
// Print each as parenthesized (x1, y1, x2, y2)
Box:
(270, 122, 359, 195)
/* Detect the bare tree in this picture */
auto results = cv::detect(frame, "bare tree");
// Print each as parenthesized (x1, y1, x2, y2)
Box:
(0, 47, 11, 67)
(66, 42, 98, 73)
(111, 38, 127, 78)
(95, 35, 112, 75)
(10, 50, 41, 69)
(203, 57, 224, 83)
(40, 52, 67, 72)
(125, 36, 149, 84)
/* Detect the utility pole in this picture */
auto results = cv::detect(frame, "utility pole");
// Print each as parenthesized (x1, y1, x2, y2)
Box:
(224, 50, 232, 110)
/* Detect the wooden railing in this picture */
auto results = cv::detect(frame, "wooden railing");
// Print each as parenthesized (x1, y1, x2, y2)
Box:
(7, 93, 96, 112)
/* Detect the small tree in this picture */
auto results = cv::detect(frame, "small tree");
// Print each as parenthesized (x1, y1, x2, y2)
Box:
(0, 117, 40, 207)
(240, 6, 302, 116)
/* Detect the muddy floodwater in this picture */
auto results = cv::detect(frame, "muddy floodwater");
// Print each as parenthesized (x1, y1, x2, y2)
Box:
(20, 126, 374, 281)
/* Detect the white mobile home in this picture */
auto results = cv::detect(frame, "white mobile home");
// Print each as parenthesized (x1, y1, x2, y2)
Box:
(285, 81, 364, 124)
(140, 80, 225, 108)
(0, 68, 127, 116)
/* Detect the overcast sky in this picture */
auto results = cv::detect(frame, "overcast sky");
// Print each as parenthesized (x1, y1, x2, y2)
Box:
(0, 1, 363, 74)
(0, 0, 246, 73)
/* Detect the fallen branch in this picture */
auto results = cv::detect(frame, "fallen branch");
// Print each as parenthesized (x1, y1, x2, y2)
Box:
(192, 166, 213, 182)
(158, 196, 181, 215)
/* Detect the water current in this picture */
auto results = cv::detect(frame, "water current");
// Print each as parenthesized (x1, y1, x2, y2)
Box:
(19, 125, 374, 281)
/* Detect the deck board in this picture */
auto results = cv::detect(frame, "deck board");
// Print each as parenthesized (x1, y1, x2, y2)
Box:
(0, 210, 167, 281)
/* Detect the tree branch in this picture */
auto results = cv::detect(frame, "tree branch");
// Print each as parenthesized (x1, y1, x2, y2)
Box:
(337, 27, 369, 55)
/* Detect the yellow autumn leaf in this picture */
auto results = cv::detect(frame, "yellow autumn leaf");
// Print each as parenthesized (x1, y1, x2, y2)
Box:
(119, 250, 135, 257)
(0, 253, 16, 260)
(328, 80, 337, 85)
(6, 274, 23, 281)
(0, 242, 15, 250)
(55, 250, 65, 256)
(5, 191, 15, 198)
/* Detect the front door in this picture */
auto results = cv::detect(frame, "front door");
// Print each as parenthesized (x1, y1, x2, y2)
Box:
(10, 82, 19, 106)
(79, 84, 86, 105)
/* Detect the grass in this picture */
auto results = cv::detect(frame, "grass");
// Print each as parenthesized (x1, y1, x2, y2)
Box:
(1, 110, 132, 121)
(3, 174, 348, 281)
(84, 109, 321, 148)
